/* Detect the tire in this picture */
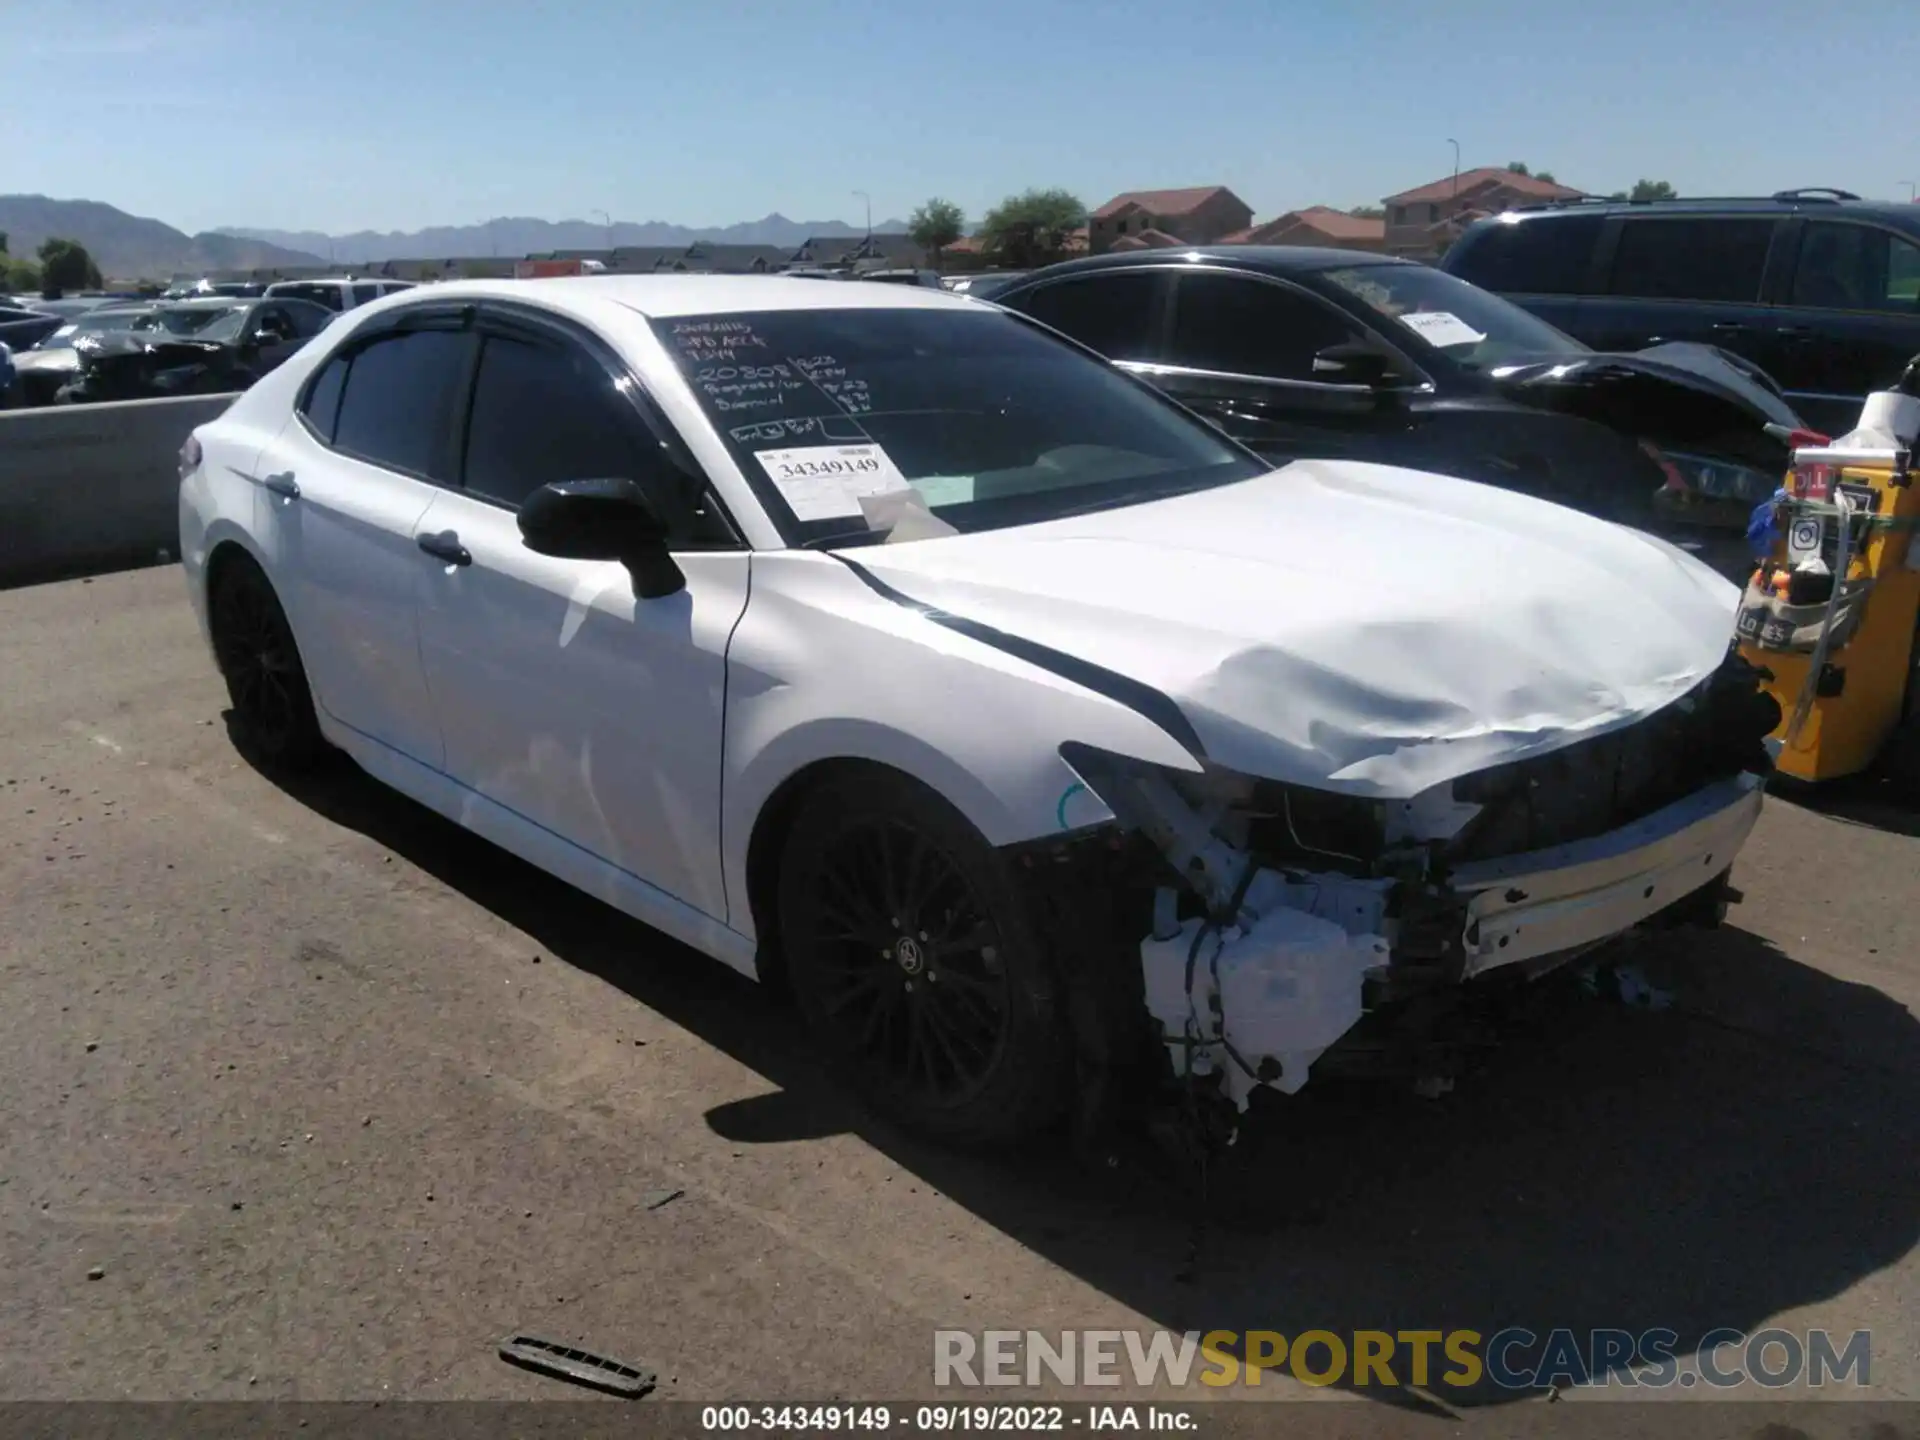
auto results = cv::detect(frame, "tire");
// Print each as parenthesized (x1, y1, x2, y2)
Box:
(208, 555, 328, 771)
(776, 769, 1070, 1148)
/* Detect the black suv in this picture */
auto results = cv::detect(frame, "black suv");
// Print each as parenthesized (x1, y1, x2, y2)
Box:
(1442, 189, 1920, 436)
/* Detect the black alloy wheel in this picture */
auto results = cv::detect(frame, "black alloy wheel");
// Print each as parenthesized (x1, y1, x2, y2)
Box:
(778, 771, 1069, 1147)
(209, 557, 326, 769)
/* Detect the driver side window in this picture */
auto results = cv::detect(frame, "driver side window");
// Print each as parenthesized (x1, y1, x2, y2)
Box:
(460, 334, 649, 509)
(458, 331, 737, 545)
(1168, 272, 1366, 381)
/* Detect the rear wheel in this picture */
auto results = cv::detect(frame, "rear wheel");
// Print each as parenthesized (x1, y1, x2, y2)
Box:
(776, 770, 1070, 1147)
(208, 555, 327, 770)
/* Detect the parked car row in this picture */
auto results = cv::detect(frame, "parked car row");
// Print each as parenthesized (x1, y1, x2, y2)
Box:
(0, 278, 415, 407)
(178, 271, 1783, 1151)
(984, 244, 1807, 580)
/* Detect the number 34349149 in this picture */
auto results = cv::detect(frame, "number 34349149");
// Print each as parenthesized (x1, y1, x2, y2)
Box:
(773, 456, 881, 481)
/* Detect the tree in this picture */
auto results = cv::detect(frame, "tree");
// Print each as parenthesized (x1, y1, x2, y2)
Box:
(3, 258, 42, 292)
(908, 198, 966, 269)
(1349, 205, 1385, 219)
(1506, 161, 1557, 184)
(980, 188, 1086, 269)
(1629, 178, 1677, 202)
(37, 237, 103, 293)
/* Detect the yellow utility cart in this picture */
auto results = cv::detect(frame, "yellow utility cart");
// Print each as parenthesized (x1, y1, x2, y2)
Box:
(1736, 443, 1920, 785)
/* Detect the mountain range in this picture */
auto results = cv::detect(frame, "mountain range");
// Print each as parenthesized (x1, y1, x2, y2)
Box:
(215, 213, 911, 265)
(0, 195, 323, 279)
(0, 195, 912, 281)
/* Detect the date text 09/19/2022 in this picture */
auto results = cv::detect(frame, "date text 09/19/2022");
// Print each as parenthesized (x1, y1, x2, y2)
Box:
(700, 1405, 1197, 1431)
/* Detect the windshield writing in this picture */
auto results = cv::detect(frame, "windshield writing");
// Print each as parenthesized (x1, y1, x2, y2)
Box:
(654, 307, 1265, 543)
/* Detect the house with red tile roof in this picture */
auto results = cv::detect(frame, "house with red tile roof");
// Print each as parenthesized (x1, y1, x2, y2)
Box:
(1218, 206, 1386, 252)
(1089, 186, 1253, 254)
(1382, 167, 1585, 256)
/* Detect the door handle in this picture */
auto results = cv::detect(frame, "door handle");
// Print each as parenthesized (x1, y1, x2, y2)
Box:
(1777, 325, 1812, 341)
(1710, 321, 1749, 333)
(417, 531, 472, 567)
(262, 472, 299, 500)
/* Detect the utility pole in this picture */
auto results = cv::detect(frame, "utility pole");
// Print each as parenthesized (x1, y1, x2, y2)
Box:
(853, 190, 871, 249)
(1447, 139, 1460, 196)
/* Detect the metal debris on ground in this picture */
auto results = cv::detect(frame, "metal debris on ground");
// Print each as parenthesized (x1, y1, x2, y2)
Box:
(1579, 959, 1675, 1010)
(497, 1335, 656, 1398)
(641, 1187, 685, 1211)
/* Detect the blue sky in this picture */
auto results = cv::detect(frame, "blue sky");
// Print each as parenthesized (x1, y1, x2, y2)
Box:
(8, 0, 1918, 236)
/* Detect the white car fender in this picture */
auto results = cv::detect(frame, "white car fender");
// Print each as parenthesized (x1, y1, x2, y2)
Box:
(721, 551, 1205, 937)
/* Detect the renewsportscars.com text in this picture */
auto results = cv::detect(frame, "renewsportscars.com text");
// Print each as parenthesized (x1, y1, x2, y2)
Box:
(933, 1328, 1872, 1391)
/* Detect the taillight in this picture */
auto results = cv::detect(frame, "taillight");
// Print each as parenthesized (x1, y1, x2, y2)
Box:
(178, 433, 202, 480)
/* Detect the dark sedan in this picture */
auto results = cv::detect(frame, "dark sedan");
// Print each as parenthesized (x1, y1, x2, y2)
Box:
(56, 296, 333, 405)
(991, 248, 1808, 577)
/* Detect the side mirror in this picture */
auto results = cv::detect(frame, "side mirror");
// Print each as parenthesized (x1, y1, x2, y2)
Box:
(518, 477, 686, 599)
(1312, 341, 1403, 388)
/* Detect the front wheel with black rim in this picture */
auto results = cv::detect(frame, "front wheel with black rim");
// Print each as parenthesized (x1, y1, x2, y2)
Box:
(776, 770, 1070, 1148)
(208, 556, 327, 771)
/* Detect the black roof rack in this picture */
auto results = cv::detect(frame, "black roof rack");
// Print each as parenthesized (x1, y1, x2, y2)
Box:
(1502, 188, 1867, 217)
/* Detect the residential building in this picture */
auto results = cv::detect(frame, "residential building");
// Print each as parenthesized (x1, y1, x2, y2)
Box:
(1089, 187, 1254, 254)
(1381, 168, 1585, 257)
(787, 234, 919, 270)
(1218, 206, 1385, 252)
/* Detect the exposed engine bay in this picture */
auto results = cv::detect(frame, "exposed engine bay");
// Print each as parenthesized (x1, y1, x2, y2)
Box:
(1020, 647, 1782, 1133)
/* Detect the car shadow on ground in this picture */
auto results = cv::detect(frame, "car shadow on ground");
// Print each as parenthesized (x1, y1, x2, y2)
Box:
(246, 732, 1920, 1412)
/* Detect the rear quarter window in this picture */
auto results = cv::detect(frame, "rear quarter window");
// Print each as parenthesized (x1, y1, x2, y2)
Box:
(1448, 215, 1603, 295)
(1606, 217, 1777, 304)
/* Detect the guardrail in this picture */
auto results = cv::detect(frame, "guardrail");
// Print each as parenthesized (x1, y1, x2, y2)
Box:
(0, 393, 238, 588)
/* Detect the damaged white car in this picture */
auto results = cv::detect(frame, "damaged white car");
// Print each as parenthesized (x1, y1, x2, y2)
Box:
(177, 277, 1782, 1149)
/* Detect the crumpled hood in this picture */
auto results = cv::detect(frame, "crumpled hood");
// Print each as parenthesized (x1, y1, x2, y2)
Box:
(853, 459, 1741, 798)
(1490, 342, 1804, 470)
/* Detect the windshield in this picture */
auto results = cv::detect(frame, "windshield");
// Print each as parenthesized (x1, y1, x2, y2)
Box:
(270, 283, 345, 311)
(652, 306, 1267, 544)
(36, 309, 151, 349)
(1324, 263, 1585, 369)
(154, 304, 248, 340)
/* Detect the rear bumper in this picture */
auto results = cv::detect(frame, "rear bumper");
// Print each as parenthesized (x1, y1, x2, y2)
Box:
(1448, 770, 1766, 975)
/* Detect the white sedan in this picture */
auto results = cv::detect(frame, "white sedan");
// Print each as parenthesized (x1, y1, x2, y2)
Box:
(177, 276, 1781, 1148)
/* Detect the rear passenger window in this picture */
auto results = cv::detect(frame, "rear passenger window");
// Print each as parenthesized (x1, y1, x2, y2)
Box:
(1608, 218, 1776, 303)
(461, 334, 644, 508)
(300, 356, 346, 441)
(1012, 273, 1163, 358)
(331, 330, 470, 479)
(1449, 215, 1602, 294)
(352, 283, 381, 305)
(1791, 223, 1920, 312)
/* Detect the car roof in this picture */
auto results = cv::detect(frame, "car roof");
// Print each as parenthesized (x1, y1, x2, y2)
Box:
(1488, 194, 1920, 234)
(373, 274, 985, 321)
(161, 296, 256, 308)
(1007, 246, 1420, 283)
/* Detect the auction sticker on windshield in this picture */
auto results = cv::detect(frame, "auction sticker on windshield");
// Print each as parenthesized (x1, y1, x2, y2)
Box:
(1398, 311, 1487, 348)
(755, 443, 910, 521)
